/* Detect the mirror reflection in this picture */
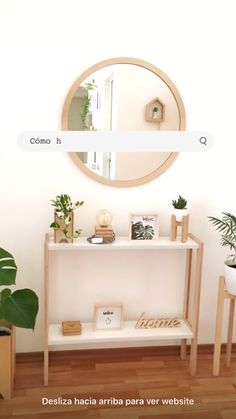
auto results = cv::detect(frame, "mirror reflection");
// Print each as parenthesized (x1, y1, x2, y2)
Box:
(64, 61, 185, 184)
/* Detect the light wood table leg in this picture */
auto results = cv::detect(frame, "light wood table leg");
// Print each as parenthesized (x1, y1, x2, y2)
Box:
(213, 276, 225, 376)
(44, 349, 49, 386)
(226, 298, 235, 368)
(189, 241, 203, 376)
(44, 234, 49, 386)
(170, 215, 177, 241)
(181, 249, 192, 360)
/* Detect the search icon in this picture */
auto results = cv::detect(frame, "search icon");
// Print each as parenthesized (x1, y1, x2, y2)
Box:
(199, 136, 207, 146)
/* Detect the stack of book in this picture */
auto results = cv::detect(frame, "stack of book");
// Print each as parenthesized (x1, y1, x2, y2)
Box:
(95, 225, 113, 240)
(62, 320, 81, 336)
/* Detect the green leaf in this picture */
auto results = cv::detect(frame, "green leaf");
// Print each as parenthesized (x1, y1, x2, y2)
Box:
(0, 305, 3, 319)
(1, 289, 39, 329)
(74, 229, 82, 238)
(74, 201, 84, 208)
(0, 288, 12, 301)
(63, 228, 70, 238)
(50, 222, 60, 229)
(0, 248, 17, 286)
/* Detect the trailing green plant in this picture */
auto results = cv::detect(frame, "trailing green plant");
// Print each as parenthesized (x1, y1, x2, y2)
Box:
(50, 194, 84, 240)
(131, 221, 154, 240)
(80, 79, 97, 130)
(0, 248, 38, 330)
(208, 212, 236, 265)
(172, 195, 187, 209)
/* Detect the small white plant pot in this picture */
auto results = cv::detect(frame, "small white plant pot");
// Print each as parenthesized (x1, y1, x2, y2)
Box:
(225, 262, 236, 295)
(172, 208, 188, 222)
(152, 112, 158, 119)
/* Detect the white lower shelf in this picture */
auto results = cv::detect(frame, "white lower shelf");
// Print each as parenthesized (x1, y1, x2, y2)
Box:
(48, 320, 193, 349)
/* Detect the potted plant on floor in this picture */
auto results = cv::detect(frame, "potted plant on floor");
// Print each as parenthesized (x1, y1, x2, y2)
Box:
(0, 247, 39, 399)
(208, 212, 236, 295)
(171, 195, 188, 221)
(50, 194, 84, 243)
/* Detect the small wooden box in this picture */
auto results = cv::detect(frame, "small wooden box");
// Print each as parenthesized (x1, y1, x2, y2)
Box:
(62, 321, 81, 336)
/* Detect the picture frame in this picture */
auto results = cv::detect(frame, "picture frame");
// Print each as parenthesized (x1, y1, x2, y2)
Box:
(93, 304, 123, 330)
(129, 213, 159, 241)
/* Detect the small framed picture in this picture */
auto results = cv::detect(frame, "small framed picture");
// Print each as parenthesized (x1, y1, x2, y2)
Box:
(130, 214, 159, 240)
(93, 304, 123, 330)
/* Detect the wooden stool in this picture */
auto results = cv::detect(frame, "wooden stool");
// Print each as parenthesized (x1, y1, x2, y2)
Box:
(170, 214, 189, 243)
(213, 276, 235, 376)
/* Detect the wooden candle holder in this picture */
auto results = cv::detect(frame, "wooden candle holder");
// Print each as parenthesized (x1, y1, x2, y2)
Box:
(170, 214, 189, 243)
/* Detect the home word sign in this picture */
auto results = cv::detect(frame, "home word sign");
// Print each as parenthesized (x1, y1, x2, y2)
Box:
(135, 312, 180, 328)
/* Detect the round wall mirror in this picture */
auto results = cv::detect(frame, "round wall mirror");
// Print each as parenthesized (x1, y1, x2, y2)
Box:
(61, 57, 186, 187)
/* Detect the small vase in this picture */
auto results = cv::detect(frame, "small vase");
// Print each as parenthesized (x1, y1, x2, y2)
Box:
(152, 112, 158, 119)
(54, 211, 74, 243)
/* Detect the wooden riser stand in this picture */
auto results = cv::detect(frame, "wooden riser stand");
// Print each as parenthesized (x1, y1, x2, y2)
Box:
(213, 276, 236, 378)
(170, 215, 189, 243)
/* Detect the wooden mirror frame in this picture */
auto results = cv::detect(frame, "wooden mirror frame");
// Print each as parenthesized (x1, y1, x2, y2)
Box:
(61, 57, 186, 187)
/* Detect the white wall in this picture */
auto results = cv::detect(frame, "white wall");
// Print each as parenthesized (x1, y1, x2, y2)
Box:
(0, 0, 236, 352)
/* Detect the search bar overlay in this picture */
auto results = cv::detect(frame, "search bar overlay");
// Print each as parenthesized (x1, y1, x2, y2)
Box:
(18, 131, 213, 152)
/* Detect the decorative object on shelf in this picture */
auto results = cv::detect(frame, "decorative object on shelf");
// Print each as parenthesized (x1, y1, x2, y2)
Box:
(50, 194, 84, 243)
(170, 195, 189, 243)
(87, 233, 116, 245)
(208, 212, 236, 295)
(62, 320, 81, 336)
(135, 312, 180, 329)
(152, 106, 159, 119)
(130, 214, 159, 241)
(145, 97, 164, 122)
(93, 304, 123, 330)
(96, 209, 112, 227)
(0, 247, 39, 400)
(95, 209, 114, 241)
(95, 225, 113, 240)
(171, 195, 188, 221)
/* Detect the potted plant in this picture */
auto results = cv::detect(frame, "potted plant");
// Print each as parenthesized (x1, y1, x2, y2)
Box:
(172, 195, 188, 222)
(80, 79, 97, 130)
(0, 247, 38, 399)
(208, 212, 236, 295)
(50, 194, 84, 243)
(152, 106, 159, 119)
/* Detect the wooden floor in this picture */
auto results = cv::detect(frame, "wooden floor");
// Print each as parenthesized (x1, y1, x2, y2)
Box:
(0, 346, 236, 418)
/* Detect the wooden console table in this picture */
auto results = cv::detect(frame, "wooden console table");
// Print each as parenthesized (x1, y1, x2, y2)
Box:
(44, 233, 203, 385)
